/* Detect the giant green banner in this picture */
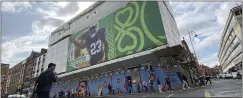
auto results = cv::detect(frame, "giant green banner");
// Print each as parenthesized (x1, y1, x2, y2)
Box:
(67, 1, 167, 71)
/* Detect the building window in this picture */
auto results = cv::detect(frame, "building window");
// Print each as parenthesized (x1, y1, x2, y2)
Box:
(41, 68, 44, 72)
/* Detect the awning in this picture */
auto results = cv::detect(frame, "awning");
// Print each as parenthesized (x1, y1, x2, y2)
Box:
(57, 44, 187, 82)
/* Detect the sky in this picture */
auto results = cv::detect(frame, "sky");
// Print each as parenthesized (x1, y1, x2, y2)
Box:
(1, 1, 241, 68)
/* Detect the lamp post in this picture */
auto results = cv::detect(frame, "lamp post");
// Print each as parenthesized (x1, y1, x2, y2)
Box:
(188, 30, 199, 62)
(187, 30, 200, 85)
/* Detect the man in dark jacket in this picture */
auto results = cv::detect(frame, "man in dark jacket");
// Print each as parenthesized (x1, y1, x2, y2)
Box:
(34, 63, 57, 98)
(108, 83, 112, 95)
(205, 75, 212, 85)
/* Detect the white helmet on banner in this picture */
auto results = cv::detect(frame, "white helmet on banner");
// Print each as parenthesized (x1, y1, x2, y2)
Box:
(89, 22, 99, 38)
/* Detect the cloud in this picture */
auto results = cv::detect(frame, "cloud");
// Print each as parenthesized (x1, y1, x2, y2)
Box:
(2, 2, 32, 13)
(170, 2, 241, 67)
(1, 35, 48, 68)
(200, 53, 220, 68)
(2, 2, 94, 67)
(56, 2, 80, 17)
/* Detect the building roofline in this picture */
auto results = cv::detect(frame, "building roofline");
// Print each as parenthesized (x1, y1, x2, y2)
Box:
(218, 8, 234, 58)
(50, 1, 103, 36)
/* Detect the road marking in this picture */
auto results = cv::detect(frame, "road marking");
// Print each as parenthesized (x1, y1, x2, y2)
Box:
(205, 90, 211, 98)
(166, 94, 174, 98)
(213, 90, 237, 94)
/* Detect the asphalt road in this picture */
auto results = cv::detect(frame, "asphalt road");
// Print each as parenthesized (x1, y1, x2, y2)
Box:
(102, 79, 242, 97)
(152, 79, 242, 97)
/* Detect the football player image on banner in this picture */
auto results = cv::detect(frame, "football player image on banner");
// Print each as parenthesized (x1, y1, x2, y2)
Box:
(68, 22, 109, 70)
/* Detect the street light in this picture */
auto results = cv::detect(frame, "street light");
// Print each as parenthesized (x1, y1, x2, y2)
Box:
(187, 30, 200, 85)
(188, 30, 199, 62)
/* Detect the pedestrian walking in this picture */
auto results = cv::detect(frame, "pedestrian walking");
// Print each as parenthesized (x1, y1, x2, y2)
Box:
(108, 83, 113, 95)
(193, 76, 200, 86)
(32, 63, 57, 98)
(199, 76, 205, 86)
(127, 80, 132, 94)
(182, 74, 190, 90)
(144, 65, 149, 72)
(157, 78, 163, 92)
(71, 89, 75, 98)
(67, 89, 71, 98)
(165, 76, 173, 92)
(142, 81, 148, 92)
(149, 65, 154, 72)
(149, 78, 155, 93)
(59, 89, 65, 98)
(205, 75, 212, 85)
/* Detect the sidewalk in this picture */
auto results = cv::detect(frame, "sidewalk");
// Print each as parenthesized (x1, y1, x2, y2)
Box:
(96, 86, 202, 97)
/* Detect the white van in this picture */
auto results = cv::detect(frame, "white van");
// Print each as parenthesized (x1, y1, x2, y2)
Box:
(8, 94, 27, 98)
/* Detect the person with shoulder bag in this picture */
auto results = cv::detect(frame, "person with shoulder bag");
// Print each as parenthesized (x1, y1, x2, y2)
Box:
(31, 63, 57, 98)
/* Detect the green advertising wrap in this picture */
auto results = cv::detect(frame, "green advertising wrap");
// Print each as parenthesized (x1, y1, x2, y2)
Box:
(67, 1, 167, 71)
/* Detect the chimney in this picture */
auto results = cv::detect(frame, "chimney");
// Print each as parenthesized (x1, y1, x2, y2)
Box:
(41, 48, 47, 54)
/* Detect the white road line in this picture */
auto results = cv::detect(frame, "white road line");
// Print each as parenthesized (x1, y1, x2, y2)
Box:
(213, 90, 237, 94)
(166, 94, 174, 98)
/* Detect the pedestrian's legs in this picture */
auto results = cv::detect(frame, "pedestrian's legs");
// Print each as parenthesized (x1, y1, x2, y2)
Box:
(205, 79, 208, 85)
(158, 85, 162, 92)
(167, 84, 170, 91)
(143, 86, 147, 92)
(209, 79, 212, 84)
(167, 83, 171, 91)
(128, 87, 132, 94)
(150, 86, 152, 93)
(145, 86, 148, 92)
(182, 80, 186, 89)
(185, 81, 190, 88)
(169, 83, 172, 91)
(152, 86, 155, 92)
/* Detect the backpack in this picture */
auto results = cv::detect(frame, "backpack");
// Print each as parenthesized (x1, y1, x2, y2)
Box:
(36, 70, 49, 87)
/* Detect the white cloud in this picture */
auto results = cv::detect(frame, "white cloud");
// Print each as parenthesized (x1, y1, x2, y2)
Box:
(170, 2, 241, 67)
(200, 53, 220, 68)
(2, 2, 32, 13)
(2, 2, 94, 67)
(215, 2, 242, 26)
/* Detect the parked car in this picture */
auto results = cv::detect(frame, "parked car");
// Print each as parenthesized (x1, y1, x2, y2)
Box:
(226, 73, 234, 79)
(218, 74, 227, 79)
(231, 72, 238, 79)
(8, 94, 27, 98)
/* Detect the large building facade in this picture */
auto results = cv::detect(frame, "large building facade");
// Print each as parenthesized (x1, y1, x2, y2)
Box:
(33, 49, 47, 78)
(45, 1, 181, 74)
(45, 1, 196, 97)
(22, 51, 41, 94)
(5, 61, 26, 94)
(218, 5, 242, 73)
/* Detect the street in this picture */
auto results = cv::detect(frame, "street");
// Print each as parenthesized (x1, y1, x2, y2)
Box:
(102, 79, 242, 97)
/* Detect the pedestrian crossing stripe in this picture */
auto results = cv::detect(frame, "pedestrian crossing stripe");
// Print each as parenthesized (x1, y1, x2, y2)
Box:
(205, 90, 211, 98)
